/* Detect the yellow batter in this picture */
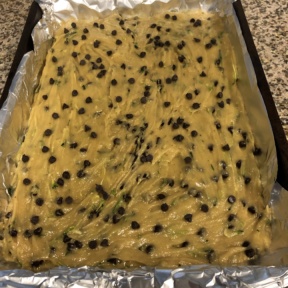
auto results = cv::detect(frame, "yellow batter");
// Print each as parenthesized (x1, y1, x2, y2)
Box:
(2, 10, 272, 270)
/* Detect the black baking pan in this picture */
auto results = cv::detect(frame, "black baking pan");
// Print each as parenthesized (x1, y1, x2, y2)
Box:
(1, 0, 288, 190)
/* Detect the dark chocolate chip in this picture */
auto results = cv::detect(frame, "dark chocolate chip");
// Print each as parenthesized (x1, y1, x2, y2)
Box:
(23, 178, 31, 185)
(242, 241, 250, 247)
(90, 132, 97, 138)
(55, 209, 64, 216)
(131, 221, 140, 230)
(56, 178, 64, 186)
(22, 154, 30, 163)
(245, 177, 251, 185)
(49, 156, 56, 164)
(44, 129, 53, 137)
(153, 224, 163, 233)
(88, 240, 98, 249)
(31, 260, 44, 268)
(192, 103, 200, 109)
(248, 206, 256, 214)
(24, 229, 33, 238)
(184, 214, 192, 222)
(33, 227, 42, 236)
(161, 203, 169, 212)
(100, 239, 109, 247)
(30, 215, 40, 225)
(200, 204, 209, 212)
(227, 195, 236, 204)
(245, 248, 256, 258)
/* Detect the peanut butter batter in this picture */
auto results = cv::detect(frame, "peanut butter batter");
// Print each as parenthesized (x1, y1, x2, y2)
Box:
(2, 10, 272, 270)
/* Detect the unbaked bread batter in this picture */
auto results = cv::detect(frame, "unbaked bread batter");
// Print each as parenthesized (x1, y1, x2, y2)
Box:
(2, 10, 272, 270)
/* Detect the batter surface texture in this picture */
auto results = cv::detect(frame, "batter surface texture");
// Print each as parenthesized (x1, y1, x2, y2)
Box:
(2, 10, 271, 270)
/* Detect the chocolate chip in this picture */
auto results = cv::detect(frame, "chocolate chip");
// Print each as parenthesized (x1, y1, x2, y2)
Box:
(22, 154, 30, 163)
(24, 229, 32, 238)
(192, 103, 200, 109)
(153, 224, 163, 233)
(131, 221, 140, 230)
(126, 113, 134, 119)
(236, 160, 242, 169)
(164, 101, 171, 107)
(161, 203, 169, 212)
(128, 78, 135, 84)
(111, 79, 117, 86)
(215, 121, 221, 129)
(242, 241, 250, 247)
(184, 214, 192, 222)
(253, 147, 262, 156)
(88, 240, 98, 249)
(9, 228, 18, 237)
(145, 245, 154, 254)
(111, 30, 117, 35)
(201, 204, 209, 212)
(5, 212, 12, 219)
(248, 206, 256, 214)
(100, 239, 109, 247)
(245, 248, 256, 258)
(173, 134, 184, 142)
(72, 40, 78, 46)
(94, 40, 100, 48)
(65, 196, 73, 204)
(186, 93, 192, 100)
(90, 132, 97, 138)
(49, 156, 56, 164)
(44, 129, 52, 137)
(55, 209, 64, 216)
(62, 103, 69, 110)
(33, 227, 42, 236)
(222, 144, 230, 151)
(23, 178, 31, 185)
(74, 240, 83, 249)
(72, 90, 78, 97)
(227, 195, 236, 204)
(228, 214, 236, 221)
(191, 130, 198, 137)
(77, 170, 86, 178)
(116, 39, 122, 45)
(63, 234, 71, 243)
(31, 260, 44, 268)
(172, 15, 177, 20)
(184, 156, 192, 164)
(244, 177, 251, 185)
(193, 19, 202, 27)
(178, 55, 185, 63)
(156, 193, 166, 200)
(30, 215, 40, 225)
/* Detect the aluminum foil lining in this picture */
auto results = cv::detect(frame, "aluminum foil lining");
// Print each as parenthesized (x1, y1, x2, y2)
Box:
(1, 265, 288, 287)
(0, 0, 287, 286)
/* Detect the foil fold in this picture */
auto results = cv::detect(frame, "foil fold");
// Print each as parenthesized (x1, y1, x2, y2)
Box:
(0, 0, 287, 286)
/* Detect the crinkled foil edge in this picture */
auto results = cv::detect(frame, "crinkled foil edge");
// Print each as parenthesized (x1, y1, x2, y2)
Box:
(0, 0, 287, 286)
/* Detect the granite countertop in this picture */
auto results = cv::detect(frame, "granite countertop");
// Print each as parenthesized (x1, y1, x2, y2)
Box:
(0, 0, 287, 138)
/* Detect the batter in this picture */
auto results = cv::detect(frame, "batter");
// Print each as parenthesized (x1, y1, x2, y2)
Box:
(1, 10, 272, 270)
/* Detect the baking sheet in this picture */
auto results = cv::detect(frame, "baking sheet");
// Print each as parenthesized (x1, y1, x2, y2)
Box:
(0, 0, 288, 286)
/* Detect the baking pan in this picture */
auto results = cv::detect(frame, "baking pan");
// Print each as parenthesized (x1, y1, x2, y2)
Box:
(1, 0, 288, 193)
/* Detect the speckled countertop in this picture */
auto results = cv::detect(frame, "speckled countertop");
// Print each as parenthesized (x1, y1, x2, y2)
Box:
(0, 0, 287, 137)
